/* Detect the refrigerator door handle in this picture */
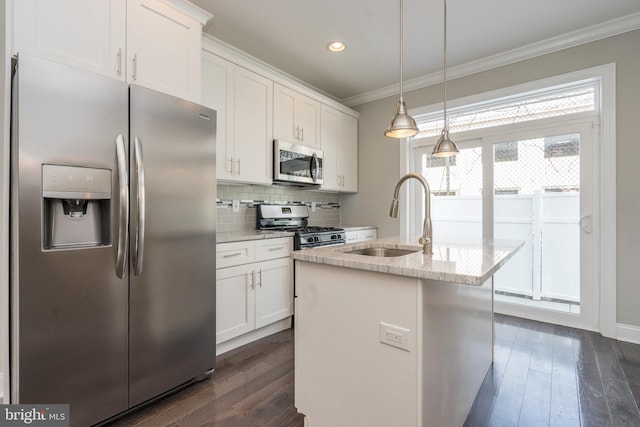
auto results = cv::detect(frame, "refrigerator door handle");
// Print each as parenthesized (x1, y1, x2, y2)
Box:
(133, 137, 146, 276)
(115, 134, 129, 279)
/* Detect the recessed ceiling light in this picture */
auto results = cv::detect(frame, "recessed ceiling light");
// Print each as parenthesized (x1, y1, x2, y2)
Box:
(327, 41, 346, 53)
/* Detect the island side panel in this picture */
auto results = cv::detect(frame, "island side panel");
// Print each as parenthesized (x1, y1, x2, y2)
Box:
(295, 260, 421, 427)
(420, 277, 493, 427)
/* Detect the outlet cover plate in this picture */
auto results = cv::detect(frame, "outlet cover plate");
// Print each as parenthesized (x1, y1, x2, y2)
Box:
(379, 322, 410, 351)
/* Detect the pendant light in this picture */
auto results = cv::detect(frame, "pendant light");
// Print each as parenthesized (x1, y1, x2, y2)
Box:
(431, 0, 459, 157)
(385, 0, 419, 139)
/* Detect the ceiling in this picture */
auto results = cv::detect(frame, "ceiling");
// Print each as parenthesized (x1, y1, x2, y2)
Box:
(191, 0, 640, 104)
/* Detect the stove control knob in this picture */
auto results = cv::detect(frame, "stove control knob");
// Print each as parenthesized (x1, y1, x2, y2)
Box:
(331, 234, 337, 240)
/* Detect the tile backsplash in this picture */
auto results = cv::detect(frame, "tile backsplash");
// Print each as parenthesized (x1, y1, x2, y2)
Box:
(216, 183, 340, 232)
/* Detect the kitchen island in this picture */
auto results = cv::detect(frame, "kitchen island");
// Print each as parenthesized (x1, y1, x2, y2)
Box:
(292, 236, 523, 427)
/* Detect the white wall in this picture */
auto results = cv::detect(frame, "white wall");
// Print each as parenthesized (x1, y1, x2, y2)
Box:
(341, 29, 640, 329)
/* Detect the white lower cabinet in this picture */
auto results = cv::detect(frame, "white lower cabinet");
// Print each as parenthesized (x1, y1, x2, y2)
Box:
(345, 228, 378, 244)
(216, 238, 293, 347)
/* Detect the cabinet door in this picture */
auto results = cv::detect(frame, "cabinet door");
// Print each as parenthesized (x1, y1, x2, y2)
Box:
(233, 67, 273, 184)
(273, 83, 320, 148)
(216, 264, 256, 344)
(320, 105, 340, 191)
(127, 0, 202, 101)
(273, 83, 297, 142)
(338, 113, 358, 192)
(296, 95, 321, 148)
(255, 257, 293, 329)
(202, 52, 235, 181)
(13, 0, 126, 79)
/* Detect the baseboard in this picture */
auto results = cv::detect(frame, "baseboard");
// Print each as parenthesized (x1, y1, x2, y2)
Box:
(216, 318, 292, 356)
(617, 323, 640, 345)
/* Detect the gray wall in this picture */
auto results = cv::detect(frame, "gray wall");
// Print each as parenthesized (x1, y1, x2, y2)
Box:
(341, 29, 640, 328)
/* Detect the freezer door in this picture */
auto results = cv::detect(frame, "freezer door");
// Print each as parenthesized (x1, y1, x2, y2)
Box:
(10, 54, 129, 426)
(129, 85, 216, 406)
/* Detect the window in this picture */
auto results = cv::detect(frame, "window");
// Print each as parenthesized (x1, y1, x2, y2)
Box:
(413, 84, 596, 139)
(407, 67, 611, 331)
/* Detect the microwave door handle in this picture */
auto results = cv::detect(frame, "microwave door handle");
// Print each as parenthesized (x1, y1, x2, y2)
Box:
(115, 134, 129, 279)
(310, 152, 318, 183)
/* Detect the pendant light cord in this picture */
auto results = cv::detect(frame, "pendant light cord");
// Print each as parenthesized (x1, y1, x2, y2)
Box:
(400, 0, 405, 101)
(443, 0, 448, 130)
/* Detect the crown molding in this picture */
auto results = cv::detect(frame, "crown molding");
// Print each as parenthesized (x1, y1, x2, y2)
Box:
(202, 34, 359, 117)
(341, 12, 640, 107)
(159, 0, 213, 25)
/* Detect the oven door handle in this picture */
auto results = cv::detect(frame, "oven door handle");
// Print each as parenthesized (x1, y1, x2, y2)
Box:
(310, 152, 318, 183)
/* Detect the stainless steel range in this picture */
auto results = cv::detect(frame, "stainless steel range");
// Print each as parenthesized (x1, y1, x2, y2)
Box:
(257, 204, 345, 249)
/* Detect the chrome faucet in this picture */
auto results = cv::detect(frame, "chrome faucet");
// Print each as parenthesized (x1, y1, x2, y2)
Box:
(389, 173, 433, 254)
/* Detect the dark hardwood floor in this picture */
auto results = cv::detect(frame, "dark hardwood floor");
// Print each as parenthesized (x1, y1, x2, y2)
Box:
(467, 314, 640, 427)
(109, 314, 640, 427)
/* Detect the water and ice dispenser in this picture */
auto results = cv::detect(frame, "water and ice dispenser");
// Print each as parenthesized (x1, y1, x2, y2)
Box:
(42, 164, 112, 250)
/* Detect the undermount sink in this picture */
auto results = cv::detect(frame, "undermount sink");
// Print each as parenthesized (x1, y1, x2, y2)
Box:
(345, 247, 419, 257)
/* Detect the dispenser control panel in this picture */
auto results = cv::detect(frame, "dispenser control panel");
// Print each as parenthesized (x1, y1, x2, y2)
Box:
(42, 164, 111, 200)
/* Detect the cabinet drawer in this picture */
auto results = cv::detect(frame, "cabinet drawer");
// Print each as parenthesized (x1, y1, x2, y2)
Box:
(360, 229, 378, 241)
(216, 241, 255, 268)
(255, 237, 292, 262)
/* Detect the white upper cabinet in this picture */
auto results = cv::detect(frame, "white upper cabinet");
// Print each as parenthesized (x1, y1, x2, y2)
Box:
(202, 52, 234, 181)
(202, 52, 273, 184)
(126, 0, 205, 101)
(273, 83, 321, 149)
(232, 67, 273, 184)
(13, 0, 211, 101)
(13, 0, 127, 78)
(320, 105, 358, 192)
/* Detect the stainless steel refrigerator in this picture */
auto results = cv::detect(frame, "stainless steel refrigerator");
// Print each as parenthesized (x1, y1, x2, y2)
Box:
(10, 54, 216, 426)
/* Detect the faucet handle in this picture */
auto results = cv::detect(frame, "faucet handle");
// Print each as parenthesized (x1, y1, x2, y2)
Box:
(419, 236, 431, 245)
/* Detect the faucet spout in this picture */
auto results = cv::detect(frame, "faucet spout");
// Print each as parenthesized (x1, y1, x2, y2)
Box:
(389, 173, 433, 254)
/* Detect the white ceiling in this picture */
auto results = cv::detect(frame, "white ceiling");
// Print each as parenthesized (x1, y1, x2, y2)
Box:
(191, 0, 640, 104)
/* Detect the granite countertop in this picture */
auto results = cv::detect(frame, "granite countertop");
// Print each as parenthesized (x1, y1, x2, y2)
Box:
(291, 236, 523, 286)
(217, 230, 294, 244)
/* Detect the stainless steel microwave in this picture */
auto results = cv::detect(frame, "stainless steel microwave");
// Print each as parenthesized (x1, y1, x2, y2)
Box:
(273, 140, 323, 187)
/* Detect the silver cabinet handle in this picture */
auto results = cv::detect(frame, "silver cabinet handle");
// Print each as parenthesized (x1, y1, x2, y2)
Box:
(228, 158, 233, 174)
(300, 127, 304, 141)
(268, 245, 284, 251)
(250, 271, 255, 289)
(117, 48, 122, 76)
(222, 252, 243, 258)
(295, 126, 300, 140)
(132, 53, 137, 80)
(133, 137, 146, 276)
(258, 270, 263, 287)
(236, 158, 241, 175)
(115, 134, 129, 279)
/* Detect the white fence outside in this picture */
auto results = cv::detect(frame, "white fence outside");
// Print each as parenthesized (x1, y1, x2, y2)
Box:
(431, 192, 580, 303)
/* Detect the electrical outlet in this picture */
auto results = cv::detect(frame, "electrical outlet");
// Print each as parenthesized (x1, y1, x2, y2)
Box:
(379, 322, 410, 351)
(311, 202, 317, 212)
(232, 200, 240, 213)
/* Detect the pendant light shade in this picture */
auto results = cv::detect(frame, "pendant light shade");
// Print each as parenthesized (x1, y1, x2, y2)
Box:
(431, 0, 459, 157)
(385, 97, 418, 138)
(432, 128, 458, 157)
(385, 0, 418, 139)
